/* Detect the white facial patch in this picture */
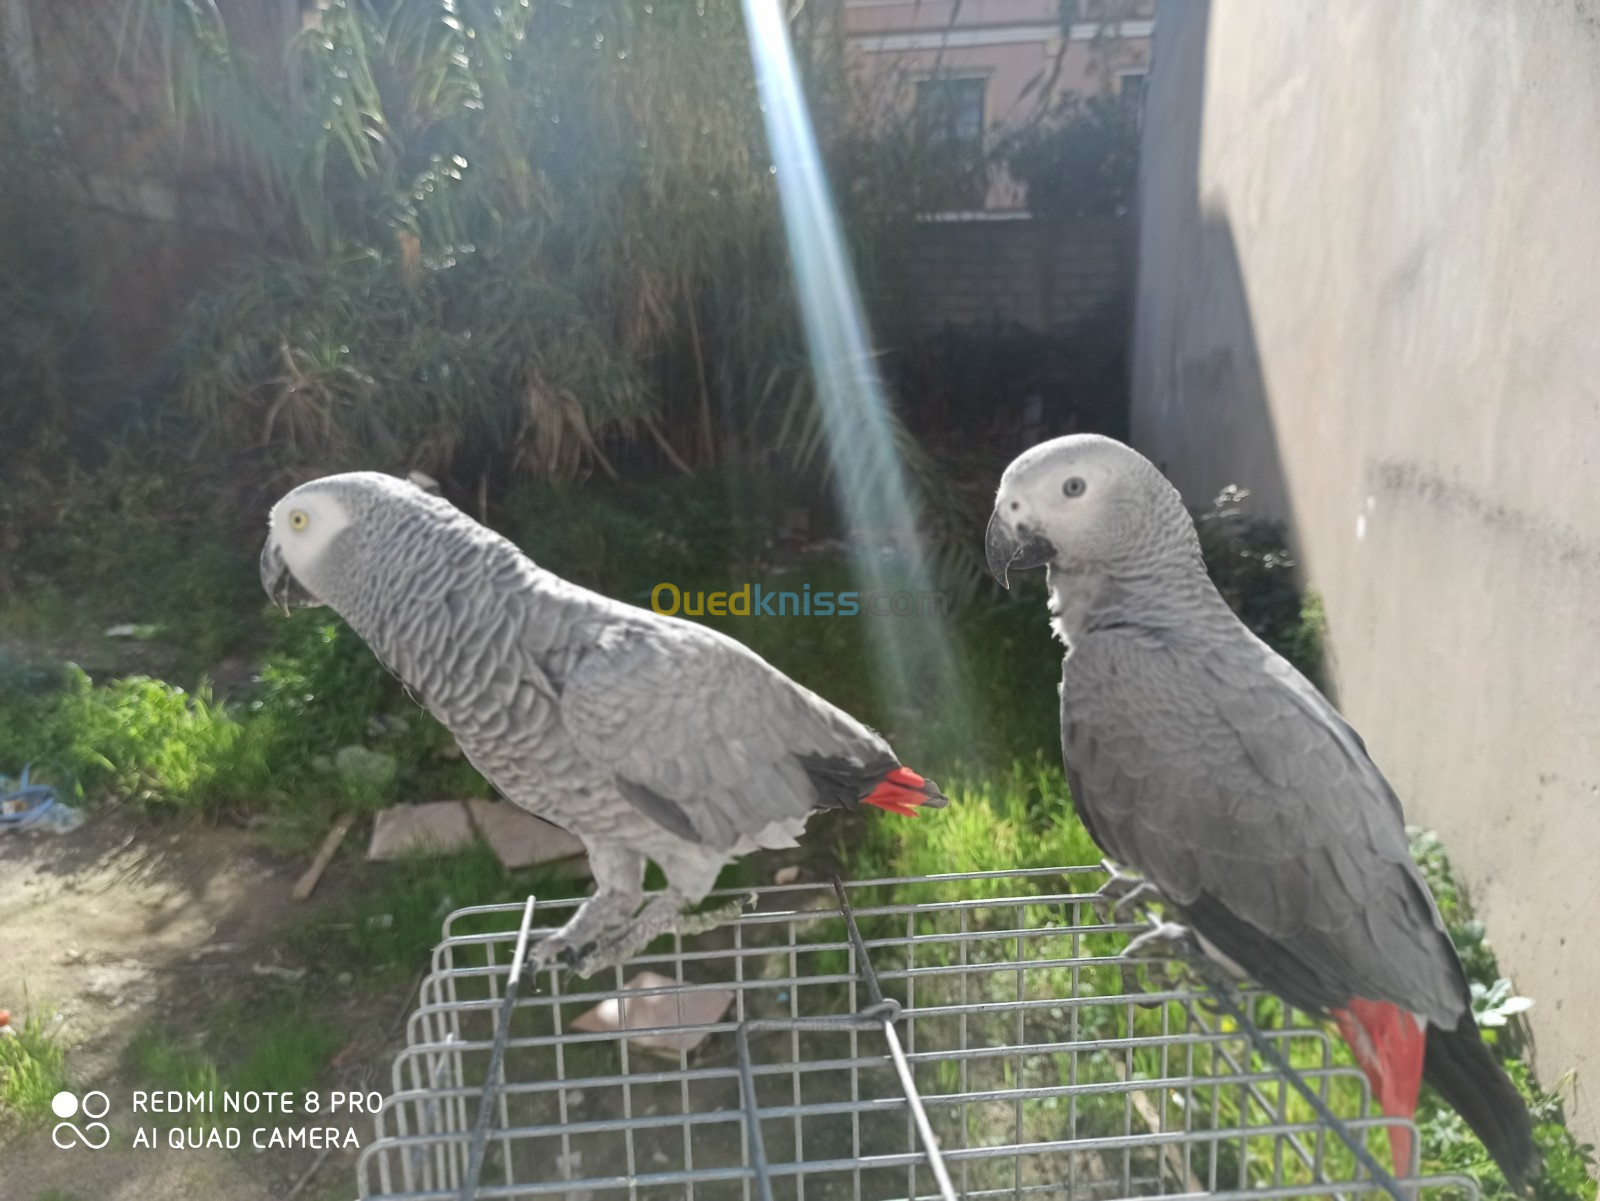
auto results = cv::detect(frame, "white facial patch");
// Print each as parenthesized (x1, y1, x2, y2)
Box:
(270, 489, 353, 581)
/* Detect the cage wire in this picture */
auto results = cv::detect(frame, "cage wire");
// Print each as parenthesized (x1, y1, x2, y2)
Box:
(355, 866, 1481, 1201)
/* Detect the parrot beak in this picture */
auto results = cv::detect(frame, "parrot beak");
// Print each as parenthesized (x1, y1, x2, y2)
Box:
(260, 538, 320, 615)
(986, 511, 1055, 589)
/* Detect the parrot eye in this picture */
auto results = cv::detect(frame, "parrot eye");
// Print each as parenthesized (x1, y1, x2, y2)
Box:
(1062, 477, 1087, 498)
(289, 510, 310, 531)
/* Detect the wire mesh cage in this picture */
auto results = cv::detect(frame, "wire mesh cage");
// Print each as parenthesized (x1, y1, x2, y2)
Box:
(356, 866, 1480, 1201)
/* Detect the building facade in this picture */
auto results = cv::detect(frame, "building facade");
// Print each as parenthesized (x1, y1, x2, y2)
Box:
(842, 0, 1153, 211)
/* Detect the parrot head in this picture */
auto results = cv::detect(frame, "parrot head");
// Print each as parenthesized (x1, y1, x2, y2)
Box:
(987, 434, 1191, 587)
(260, 471, 439, 615)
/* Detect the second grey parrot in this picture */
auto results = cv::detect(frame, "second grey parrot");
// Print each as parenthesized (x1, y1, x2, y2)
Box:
(260, 472, 946, 976)
(986, 434, 1535, 1186)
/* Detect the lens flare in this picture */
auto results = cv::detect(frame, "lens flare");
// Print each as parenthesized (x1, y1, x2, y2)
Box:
(741, 0, 967, 744)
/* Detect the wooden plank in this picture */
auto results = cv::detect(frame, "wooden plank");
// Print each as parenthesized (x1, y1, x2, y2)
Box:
(293, 812, 356, 901)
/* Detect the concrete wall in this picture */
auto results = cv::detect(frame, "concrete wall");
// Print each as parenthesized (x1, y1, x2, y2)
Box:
(905, 216, 1132, 331)
(1132, 0, 1600, 1144)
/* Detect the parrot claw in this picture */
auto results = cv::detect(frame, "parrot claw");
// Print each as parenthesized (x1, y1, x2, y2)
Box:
(1091, 861, 1164, 926)
(1119, 916, 1238, 1006)
(556, 941, 597, 969)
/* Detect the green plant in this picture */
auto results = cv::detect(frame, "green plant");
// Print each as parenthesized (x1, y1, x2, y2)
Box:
(0, 1011, 70, 1121)
(0, 667, 240, 806)
(128, 1030, 221, 1107)
(1000, 93, 1141, 221)
(1194, 486, 1326, 685)
(231, 1013, 344, 1097)
(1408, 829, 1596, 1196)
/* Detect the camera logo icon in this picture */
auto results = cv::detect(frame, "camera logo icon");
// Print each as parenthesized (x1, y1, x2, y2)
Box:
(51, 1090, 111, 1150)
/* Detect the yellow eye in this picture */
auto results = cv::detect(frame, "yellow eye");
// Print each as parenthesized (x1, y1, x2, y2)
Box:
(289, 510, 310, 531)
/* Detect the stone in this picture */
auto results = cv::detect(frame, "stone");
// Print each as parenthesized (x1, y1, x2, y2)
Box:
(465, 800, 587, 872)
(367, 802, 475, 860)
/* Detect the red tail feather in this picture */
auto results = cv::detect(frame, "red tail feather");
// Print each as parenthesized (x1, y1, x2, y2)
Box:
(1332, 998, 1427, 1179)
(862, 766, 939, 818)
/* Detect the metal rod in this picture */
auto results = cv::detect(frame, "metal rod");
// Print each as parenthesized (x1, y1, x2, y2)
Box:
(1203, 984, 1408, 1201)
(831, 875, 958, 1201)
(456, 895, 537, 1201)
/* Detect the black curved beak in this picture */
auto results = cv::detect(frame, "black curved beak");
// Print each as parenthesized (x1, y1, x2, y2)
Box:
(986, 512, 1055, 588)
(260, 538, 319, 615)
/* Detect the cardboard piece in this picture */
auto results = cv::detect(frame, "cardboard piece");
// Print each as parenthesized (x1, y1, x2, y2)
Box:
(567, 971, 734, 1055)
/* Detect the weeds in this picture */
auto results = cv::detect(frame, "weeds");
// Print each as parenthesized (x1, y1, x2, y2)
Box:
(0, 1010, 70, 1122)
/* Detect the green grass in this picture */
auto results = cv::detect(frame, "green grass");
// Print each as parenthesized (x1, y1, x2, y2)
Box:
(0, 668, 242, 806)
(0, 1010, 70, 1122)
(296, 839, 590, 979)
(231, 1013, 345, 1097)
(128, 1030, 222, 1104)
(0, 472, 259, 683)
(855, 758, 1100, 893)
(128, 1013, 340, 1134)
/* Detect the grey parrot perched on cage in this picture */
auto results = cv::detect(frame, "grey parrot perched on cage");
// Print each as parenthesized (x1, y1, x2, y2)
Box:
(260, 472, 947, 977)
(985, 434, 1536, 1187)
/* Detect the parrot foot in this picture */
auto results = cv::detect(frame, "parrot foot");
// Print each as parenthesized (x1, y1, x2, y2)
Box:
(568, 892, 757, 979)
(1119, 917, 1238, 1009)
(520, 887, 644, 983)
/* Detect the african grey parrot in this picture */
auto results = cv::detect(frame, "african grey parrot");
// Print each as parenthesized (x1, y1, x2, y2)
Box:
(986, 434, 1536, 1186)
(260, 472, 946, 975)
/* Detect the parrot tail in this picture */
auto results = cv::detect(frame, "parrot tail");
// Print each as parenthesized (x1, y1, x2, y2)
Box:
(861, 766, 949, 819)
(1422, 1011, 1539, 1189)
(1333, 1000, 1538, 1189)
(1332, 999, 1426, 1181)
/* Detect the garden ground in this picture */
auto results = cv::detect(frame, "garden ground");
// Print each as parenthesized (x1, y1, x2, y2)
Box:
(0, 808, 398, 1200)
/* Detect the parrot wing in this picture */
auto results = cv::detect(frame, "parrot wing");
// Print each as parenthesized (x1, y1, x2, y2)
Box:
(1063, 626, 1467, 1027)
(559, 615, 941, 849)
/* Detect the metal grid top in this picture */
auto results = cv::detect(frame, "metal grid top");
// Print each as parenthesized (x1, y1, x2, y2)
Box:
(356, 866, 1480, 1201)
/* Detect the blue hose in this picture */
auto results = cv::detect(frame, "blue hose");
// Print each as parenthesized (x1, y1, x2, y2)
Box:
(0, 766, 57, 828)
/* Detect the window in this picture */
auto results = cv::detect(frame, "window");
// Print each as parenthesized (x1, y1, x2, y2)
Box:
(915, 77, 988, 209)
(915, 77, 987, 152)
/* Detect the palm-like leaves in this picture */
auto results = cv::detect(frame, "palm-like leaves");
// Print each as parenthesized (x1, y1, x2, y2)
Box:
(119, 0, 981, 585)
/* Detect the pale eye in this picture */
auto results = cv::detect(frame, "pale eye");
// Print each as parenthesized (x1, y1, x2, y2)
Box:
(289, 510, 310, 531)
(1062, 477, 1087, 498)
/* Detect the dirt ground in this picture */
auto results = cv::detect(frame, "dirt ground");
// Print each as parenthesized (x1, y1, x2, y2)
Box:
(0, 807, 394, 1201)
